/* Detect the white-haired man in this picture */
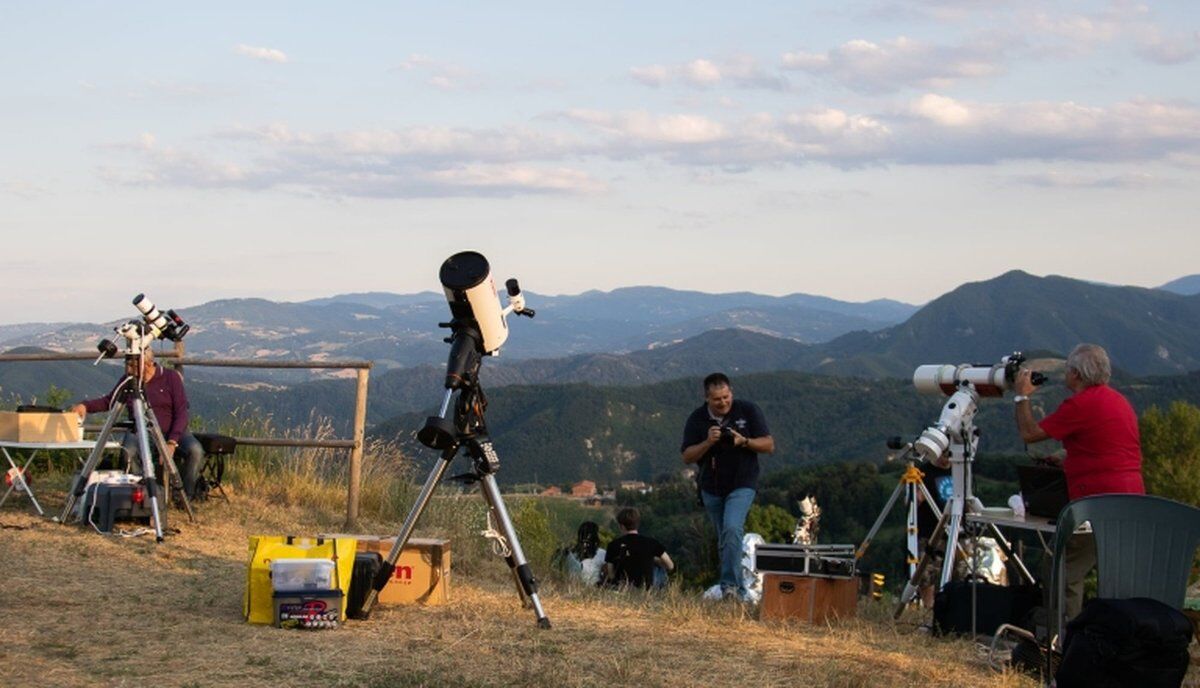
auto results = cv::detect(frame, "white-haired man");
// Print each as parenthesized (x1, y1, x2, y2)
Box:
(1013, 343, 1144, 618)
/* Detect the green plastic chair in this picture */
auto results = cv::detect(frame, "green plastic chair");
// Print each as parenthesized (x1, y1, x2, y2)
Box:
(1047, 494, 1200, 683)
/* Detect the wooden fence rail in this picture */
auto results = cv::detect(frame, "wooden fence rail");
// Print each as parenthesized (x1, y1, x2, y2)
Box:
(0, 346, 372, 527)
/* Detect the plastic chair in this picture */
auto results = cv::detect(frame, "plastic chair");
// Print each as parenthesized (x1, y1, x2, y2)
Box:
(1046, 494, 1200, 683)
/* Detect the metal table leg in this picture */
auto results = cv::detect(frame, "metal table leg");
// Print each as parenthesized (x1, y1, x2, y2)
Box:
(1, 447, 45, 516)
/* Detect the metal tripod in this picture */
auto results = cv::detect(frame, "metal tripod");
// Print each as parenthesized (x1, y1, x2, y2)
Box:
(893, 432, 1036, 618)
(60, 379, 195, 542)
(856, 462, 941, 581)
(358, 380, 551, 627)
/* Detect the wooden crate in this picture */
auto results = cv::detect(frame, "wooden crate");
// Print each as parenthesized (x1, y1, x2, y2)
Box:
(760, 573, 857, 624)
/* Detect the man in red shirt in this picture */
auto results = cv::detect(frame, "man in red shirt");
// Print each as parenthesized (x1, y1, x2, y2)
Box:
(1013, 342, 1145, 618)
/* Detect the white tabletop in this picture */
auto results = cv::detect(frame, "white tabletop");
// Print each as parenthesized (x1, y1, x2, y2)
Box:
(0, 440, 121, 450)
(965, 510, 1058, 534)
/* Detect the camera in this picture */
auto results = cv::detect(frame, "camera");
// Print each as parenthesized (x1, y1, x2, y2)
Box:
(719, 425, 735, 445)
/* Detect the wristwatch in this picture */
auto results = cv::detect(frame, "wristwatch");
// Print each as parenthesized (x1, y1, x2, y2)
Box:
(1013, 395, 1029, 404)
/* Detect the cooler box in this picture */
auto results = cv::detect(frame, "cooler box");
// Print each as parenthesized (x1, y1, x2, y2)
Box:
(760, 573, 858, 624)
(324, 535, 450, 605)
(243, 535, 356, 625)
(79, 480, 153, 532)
(0, 409, 83, 443)
(270, 559, 341, 629)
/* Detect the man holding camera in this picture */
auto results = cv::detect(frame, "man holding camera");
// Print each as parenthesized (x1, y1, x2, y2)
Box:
(681, 372, 774, 601)
(1012, 342, 1144, 618)
(71, 348, 205, 499)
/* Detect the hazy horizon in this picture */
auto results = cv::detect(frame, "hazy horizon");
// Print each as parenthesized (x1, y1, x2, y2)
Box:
(0, 267, 1194, 327)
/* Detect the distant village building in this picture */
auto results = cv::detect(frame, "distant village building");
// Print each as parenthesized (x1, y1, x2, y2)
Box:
(539, 486, 562, 497)
(619, 480, 651, 494)
(570, 480, 597, 498)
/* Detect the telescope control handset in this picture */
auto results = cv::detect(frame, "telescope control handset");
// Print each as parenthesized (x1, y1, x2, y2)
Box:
(94, 294, 190, 365)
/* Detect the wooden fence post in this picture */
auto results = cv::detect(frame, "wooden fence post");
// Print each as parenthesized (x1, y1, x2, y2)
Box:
(346, 366, 370, 528)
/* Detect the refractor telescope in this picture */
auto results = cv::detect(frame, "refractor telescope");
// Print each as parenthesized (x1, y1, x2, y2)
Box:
(904, 352, 1044, 466)
(913, 352, 1046, 399)
(94, 294, 190, 363)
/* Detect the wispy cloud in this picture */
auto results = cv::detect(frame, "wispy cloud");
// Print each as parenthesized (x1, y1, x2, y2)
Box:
(629, 56, 787, 90)
(395, 54, 481, 90)
(234, 44, 288, 64)
(781, 36, 1007, 93)
(1008, 170, 1165, 189)
(101, 95, 1200, 197)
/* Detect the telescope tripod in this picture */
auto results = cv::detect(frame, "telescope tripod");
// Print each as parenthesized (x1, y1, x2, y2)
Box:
(60, 382, 195, 542)
(893, 434, 1035, 619)
(358, 382, 551, 627)
(856, 462, 941, 582)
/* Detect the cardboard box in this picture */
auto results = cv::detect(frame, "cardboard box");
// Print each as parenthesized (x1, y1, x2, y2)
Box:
(0, 411, 83, 443)
(760, 573, 857, 624)
(342, 536, 451, 605)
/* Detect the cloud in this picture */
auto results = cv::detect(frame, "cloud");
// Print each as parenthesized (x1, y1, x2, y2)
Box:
(2, 180, 51, 199)
(896, 95, 1200, 164)
(781, 36, 1006, 93)
(102, 96, 1200, 197)
(1134, 29, 1200, 65)
(234, 44, 288, 64)
(102, 123, 603, 199)
(1008, 170, 1165, 189)
(395, 54, 481, 90)
(629, 55, 788, 90)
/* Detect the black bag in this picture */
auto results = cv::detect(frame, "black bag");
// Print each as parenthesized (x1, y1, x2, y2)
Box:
(346, 552, 383, 620)
(1056, 597, 1193, 688)
(933, 582, 1042, 636)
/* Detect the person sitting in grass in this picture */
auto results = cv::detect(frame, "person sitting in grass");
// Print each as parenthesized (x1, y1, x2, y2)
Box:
(603, 507, 674, 589)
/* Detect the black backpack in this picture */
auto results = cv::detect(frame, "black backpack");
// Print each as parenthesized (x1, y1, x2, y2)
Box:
(1056, 597, 1194, 688)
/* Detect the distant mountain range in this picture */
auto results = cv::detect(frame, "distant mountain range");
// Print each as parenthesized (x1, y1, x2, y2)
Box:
(0, 287, 915, 377)
(6, 269, 1200, 485)
(1160, 274, 1200, 296)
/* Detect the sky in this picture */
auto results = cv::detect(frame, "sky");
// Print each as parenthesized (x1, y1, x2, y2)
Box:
(2, 1, 1198, 325)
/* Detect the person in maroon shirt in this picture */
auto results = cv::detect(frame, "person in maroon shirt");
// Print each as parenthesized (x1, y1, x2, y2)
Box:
(71, 348, 204, 498)
(1013, 342, 1145, 618)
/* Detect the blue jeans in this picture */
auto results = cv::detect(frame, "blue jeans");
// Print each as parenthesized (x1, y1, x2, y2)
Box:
(120, 431, 205, 498)
(702, 487, 755, 596)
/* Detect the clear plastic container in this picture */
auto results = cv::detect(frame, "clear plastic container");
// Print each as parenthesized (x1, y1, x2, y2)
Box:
(270, 558, 336, 591)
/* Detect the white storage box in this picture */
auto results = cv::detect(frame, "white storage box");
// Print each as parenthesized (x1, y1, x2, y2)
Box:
(270, 558, 336, 592)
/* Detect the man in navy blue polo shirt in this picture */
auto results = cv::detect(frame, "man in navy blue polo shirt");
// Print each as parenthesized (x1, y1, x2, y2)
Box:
(681, 372, 774, 601)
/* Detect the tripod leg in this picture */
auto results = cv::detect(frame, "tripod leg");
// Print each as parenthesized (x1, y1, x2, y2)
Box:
(894, 506, 951, 619)
(856, 479, 906, 561)
(145, 412, 195, 522)
(60, 405, 123, 523)
(358, 450, 455, 618)
(131, 398, 166, 542)
(477, 473, 551, 628)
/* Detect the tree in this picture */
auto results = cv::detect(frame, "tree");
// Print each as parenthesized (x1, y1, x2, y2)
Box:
(1140, 401, 1200, 506)
(745, 503, 795, 543)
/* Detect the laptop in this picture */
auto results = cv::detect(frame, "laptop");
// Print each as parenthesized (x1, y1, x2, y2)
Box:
(1017, 464, 1070, 519)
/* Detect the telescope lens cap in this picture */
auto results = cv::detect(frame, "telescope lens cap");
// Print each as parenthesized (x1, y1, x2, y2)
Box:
(439, 251, 491, 291)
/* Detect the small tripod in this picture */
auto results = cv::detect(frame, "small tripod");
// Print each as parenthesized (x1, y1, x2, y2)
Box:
(358, 298, 550, 627)
(60, 377, 195, 542)
(856, 462, 942, 582)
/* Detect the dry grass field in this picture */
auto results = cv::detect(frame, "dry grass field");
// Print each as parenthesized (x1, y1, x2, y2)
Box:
(0, 487, 1046, 688)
